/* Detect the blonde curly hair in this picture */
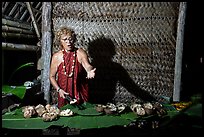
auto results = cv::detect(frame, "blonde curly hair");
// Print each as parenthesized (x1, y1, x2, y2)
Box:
(53, 27, 76, 50)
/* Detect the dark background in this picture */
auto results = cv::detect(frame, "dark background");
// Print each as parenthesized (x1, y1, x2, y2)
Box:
(180, 2, 203, 101)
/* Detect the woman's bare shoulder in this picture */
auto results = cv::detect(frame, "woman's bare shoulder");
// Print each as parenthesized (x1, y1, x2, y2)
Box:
(77, 48, 87, 55)
(53, 50, 62, 56)
(52, 50, 63, 60)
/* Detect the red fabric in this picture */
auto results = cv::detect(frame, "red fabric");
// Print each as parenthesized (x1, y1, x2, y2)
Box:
(57, 49, 88, 108)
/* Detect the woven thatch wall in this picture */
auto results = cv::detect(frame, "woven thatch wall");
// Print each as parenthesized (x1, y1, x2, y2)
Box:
(52, 2, 180, 104)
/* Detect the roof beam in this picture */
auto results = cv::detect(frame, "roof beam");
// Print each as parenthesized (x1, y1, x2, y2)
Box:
(26, 2, 41, 40)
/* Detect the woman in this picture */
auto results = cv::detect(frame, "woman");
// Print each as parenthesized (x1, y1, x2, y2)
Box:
(50, 27, 96, 108)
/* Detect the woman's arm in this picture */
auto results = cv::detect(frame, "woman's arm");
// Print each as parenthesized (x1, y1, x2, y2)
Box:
(50, 53, 60, 91)
(78, 48, 96, 79)
(49, 52, 68, 98)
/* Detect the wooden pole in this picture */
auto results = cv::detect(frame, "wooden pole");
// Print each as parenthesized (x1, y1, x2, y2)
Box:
(2, 42, 38, 51)
(2, 25, 34, 35)
(41, 2, 52, 104)
(2, 18, 31, 30)
(2, 32, 36, 39)
(26, 2, 41, 39)
(173, 2, 187, 102)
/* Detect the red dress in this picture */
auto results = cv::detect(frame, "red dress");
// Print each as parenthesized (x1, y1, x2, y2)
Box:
(57, 49, 88, 108)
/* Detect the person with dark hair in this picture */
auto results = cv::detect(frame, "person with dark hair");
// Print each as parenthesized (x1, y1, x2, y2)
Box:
(50, 27, 96, 108)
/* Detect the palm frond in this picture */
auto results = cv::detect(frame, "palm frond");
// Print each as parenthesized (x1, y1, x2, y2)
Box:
(8, 62, 34, 84)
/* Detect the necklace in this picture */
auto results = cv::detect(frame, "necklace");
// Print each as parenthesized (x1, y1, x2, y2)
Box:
(62, 49, 76, 77)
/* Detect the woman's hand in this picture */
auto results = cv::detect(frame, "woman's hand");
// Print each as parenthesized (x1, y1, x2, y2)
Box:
(58, 89, 69, 98)
(87, 68, 96, 79)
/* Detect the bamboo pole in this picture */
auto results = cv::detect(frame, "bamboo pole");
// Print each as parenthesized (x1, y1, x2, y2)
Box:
(26, 2, 41, 39)
(2, 32, 36, 39)
(17, 2, 42, 14)
(2, 18, 31, 30)
(2, 42, 38, 51)
(8, 3, 18, 17)
(41, 2, 52, 104)
(173, 2, 187, 102)
(2, 25, 34, 35)
(2, 2, 9, 13)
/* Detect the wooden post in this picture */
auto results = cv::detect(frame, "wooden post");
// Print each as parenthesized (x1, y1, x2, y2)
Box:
(41, 2, 52, 104)
(173, 2, 187, 102)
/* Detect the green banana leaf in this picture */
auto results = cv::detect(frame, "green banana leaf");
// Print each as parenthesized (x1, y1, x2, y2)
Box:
(4, 102, 195, 130)
(2, 103, 137, 130)
(2, 85, 27, 99)
(60, 102, 103, 116)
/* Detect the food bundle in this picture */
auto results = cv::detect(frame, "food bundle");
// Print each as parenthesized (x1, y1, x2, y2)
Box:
(130, 102, 167, 117)
(95, 102, 127, 114)
(22, 104, 74, 122)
